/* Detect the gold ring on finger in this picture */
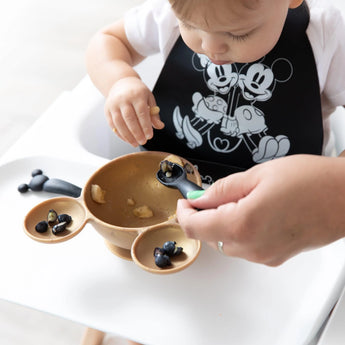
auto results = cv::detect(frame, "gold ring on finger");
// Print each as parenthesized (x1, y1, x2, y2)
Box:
(217, 241, 225, 255)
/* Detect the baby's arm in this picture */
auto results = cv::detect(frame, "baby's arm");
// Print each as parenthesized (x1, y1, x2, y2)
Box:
(86, 19, 164, 147)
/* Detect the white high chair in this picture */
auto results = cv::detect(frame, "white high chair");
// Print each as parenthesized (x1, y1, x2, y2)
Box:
(78, 105, 345, 345)
(330, 106, 345, 155)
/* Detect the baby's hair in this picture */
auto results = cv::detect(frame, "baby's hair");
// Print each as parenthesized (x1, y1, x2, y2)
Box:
(168, 0, 261, 20)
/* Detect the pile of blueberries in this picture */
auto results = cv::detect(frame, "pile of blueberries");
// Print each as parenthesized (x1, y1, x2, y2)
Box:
(35, 209, 72, 235)
(154, 241, 183, 268)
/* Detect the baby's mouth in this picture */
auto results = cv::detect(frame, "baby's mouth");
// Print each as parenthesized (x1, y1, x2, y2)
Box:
(209, 58, 232, 65)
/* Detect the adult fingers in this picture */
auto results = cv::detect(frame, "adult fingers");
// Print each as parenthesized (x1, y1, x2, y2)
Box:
(176, 199, 240, 243)
(188, 170, 258, 210)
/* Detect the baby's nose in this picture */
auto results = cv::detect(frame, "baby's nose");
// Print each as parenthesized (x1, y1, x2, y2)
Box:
(201, 33, 228, 55)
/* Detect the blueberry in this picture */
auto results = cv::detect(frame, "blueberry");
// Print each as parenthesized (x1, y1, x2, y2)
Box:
(173, 246, 183, 256)
(57, 214, 72, 224)
(153, 247, 166, 257)
(155, 253, 171, 268)
(162, 241, 176, 256)
(47, 209, 58, 225)
(35, 220, 48, 233)
(52, 221, 67, 235)
(184, 163, 194, 174)
(18, 183, 29, 193)
(31, 169, 43, 177)
(160, 160, 174, 173)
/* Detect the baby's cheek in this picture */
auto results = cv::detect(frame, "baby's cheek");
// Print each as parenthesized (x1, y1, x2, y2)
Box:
(180, 31, 201, 53)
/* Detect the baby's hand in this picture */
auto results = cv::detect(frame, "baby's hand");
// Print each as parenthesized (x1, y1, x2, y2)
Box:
(105, 76, 164, 147)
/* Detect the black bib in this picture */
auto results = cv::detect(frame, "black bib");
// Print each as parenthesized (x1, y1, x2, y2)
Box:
(144, 3, 323, 183)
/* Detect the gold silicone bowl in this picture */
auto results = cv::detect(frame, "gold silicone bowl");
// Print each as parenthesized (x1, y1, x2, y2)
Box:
(23, 151, 202, 274)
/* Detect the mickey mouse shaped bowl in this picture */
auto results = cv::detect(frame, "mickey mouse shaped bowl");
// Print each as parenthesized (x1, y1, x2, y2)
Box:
(23, 151, 202, 274)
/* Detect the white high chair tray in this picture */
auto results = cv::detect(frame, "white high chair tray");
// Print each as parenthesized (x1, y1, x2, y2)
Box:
(1, 153, 345, 345)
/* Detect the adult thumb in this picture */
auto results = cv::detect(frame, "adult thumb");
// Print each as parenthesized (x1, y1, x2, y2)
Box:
(187, 171, 257, 209)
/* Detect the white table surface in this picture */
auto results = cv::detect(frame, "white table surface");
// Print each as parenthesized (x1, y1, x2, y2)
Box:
(2, 57, 345, 345)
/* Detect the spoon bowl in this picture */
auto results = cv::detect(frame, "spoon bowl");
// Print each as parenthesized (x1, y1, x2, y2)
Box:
(156, 162, 204, 198)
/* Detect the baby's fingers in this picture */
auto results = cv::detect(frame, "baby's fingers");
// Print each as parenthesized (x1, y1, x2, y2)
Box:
(133, 101, 156, 141)
(111, 109, 140, 147)
(120, 104, 148, 145)
(105, 106, 128, 143)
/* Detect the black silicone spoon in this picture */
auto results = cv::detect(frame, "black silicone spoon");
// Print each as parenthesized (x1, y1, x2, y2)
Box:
(156, 162, 203, 198)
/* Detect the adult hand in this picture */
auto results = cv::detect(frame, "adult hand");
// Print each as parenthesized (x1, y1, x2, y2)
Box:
(176, 154, 345, 266)
(105, 76, 164, 147)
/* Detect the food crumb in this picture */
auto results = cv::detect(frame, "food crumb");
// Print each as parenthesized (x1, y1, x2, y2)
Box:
(127, 198, 136, 206)
(168, 214, 175, 221)
(133, 205, 153, 218)
(162, 154, 183, 166)
(150, 106, 160, 116)
(91, 184, 106, 204)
